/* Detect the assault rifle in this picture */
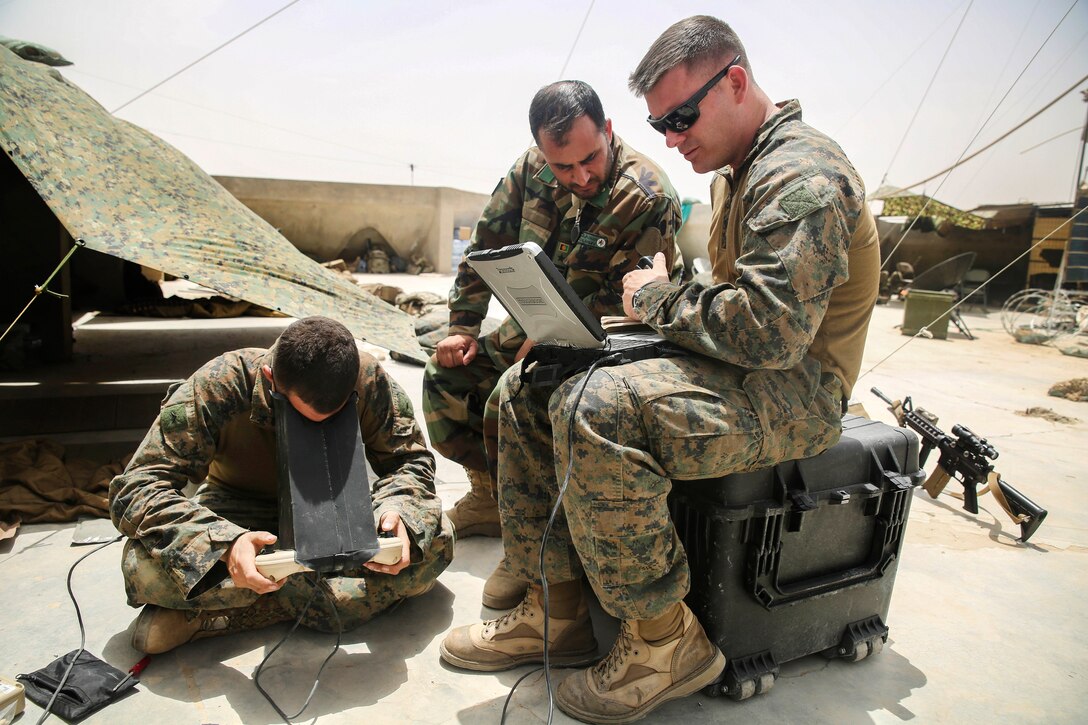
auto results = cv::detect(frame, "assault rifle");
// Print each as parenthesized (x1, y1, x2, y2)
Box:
(871, 388, 1048, 543)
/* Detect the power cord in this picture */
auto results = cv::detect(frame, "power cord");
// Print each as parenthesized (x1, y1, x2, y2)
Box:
(32, 534, 342, 725)
(500, 353, 618, 725)
(253, 571, 343, 724)
(35, 535, 123, 725)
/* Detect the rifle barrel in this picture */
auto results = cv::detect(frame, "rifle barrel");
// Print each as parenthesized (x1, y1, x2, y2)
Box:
(870, 387, 894, 406)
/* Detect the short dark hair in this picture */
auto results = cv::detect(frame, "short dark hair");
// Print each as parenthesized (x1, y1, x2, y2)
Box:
(629, 15, 752, 97)
(272, 316, 359, 414)
(528, 80, 606, 146)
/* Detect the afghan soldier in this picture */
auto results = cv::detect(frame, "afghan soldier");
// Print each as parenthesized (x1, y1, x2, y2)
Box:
(422, 80, 684, 609)
(110, 316, 452, 653)
(440, 16, 881, 724)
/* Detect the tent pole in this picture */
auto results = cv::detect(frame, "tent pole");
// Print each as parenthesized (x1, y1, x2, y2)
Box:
(0, 239, 83, 345)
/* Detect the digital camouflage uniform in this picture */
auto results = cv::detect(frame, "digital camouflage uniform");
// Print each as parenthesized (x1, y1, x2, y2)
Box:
(495, 101, 881, 620)
(110, 347, 452, 633)
(422, 134, 684, 475)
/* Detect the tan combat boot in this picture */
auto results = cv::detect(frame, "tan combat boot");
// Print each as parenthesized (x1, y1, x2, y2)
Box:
(556, 601, 726, 724)
(131, 601, 292, 654)
(445, 467, 500, 538)
(481, 556, 529, 609)
(439, 582, 598, 672)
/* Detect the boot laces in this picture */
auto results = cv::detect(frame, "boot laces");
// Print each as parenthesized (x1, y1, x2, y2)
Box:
(592, 621, 635, 688)
(484, 587, 538, 635)
(487, 592, 533, 631)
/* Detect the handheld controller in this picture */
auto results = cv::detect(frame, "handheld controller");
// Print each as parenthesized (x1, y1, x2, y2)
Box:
(254, 537, 402, 582)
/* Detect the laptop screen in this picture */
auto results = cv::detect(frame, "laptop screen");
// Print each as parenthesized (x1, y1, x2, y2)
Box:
(466, 242, 606, 348)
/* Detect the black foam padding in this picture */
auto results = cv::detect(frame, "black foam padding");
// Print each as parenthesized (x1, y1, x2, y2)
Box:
(272, 390, 380, 572)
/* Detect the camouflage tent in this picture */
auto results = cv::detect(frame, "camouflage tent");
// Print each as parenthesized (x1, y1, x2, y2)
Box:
(0, 46, 425, 362)
(871, 186, 987, 231)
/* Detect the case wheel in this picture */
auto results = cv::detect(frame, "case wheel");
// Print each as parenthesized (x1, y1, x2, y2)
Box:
(731, 679, 757, 701)
(720, 650, 779, 701)
(826, 616, 890, 662)
(725, 671, 776, 701)
(848, 634, 886, 662)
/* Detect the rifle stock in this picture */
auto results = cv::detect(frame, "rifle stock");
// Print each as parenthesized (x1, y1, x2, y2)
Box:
(989, 475, 1048, 543)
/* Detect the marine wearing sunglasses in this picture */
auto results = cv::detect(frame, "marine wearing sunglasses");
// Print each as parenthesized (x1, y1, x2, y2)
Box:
(646, 54, 742, 134)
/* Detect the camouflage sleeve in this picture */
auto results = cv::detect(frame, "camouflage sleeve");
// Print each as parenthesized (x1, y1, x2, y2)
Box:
(447, 155, 528, 338)
(358, 354, 441, 560)
(632, 172, 851, 367)
(108, 356, 250, 599)
(582, 193, 683, 319)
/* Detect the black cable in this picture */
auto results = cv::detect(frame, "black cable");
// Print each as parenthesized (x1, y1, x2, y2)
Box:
(110, 0, 303, 114)
(31, 532, 340, 724)
(858, 204, 1088, 383)
(35, 535, 123, 725)
(253, 572, 343, 724)
(831, 0, 970, 138)
(878, 0, 975, 188)
(499, 354, 618, 725)
(879, 0, 1079, 272)
(557, 0, 596, 79)
(500, 665, 545, 723)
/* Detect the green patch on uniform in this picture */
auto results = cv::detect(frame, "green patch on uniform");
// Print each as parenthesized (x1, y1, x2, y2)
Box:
(575, 232, 607, 249)
(557, 242, 571, 255)
(391, 386, 417, 437)
(160, 403, 188, 433)
(779, 185, 822, 219)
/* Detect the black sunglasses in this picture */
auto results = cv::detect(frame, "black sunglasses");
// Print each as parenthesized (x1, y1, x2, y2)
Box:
(646, 54, 742, 135)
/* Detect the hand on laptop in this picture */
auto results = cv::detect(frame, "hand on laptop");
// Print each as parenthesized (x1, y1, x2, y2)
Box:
(436, 334, 479, 367)
(622, 252, 668, 318)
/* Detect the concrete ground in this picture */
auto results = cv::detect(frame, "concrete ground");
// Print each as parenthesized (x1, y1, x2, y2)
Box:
(1, 272, 1086, 724)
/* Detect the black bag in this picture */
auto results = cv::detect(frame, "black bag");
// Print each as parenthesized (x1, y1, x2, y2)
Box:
(17, 649, 136, 722)
(520, 344, 609, 386)
(520, 340, 684, 387)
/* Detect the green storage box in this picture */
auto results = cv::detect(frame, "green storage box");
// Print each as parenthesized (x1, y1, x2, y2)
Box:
(902, 289, 955, 339)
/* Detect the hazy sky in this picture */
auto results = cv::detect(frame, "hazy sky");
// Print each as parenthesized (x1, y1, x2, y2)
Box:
(3, 0, 1087, 211)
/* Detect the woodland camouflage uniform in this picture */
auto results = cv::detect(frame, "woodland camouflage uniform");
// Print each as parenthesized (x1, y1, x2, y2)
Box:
(422, 134, 684, 476)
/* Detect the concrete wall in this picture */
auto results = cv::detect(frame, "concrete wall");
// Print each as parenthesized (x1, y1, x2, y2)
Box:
(214, 176, 488, 273)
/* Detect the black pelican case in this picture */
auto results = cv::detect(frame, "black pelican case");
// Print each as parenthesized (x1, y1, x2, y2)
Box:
(669, 415, 925, 700)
